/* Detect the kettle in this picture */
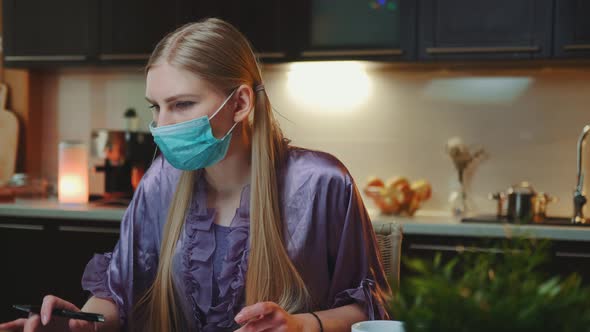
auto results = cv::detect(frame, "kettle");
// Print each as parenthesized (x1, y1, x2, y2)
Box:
(489, 182, 557, 224)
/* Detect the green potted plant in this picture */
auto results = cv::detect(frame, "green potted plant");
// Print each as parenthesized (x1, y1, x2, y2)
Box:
(388, 239, 590, 332)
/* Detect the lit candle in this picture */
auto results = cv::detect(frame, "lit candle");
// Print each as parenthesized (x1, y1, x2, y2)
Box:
(58, 141, 89, 204)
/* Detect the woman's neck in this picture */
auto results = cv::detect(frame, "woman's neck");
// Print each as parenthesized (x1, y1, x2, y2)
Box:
(204, 131, 251, 196)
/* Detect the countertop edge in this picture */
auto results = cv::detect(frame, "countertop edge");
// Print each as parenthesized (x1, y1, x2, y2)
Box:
(398, 222, 590, 242)
(0, 200, 125, 222)
(370, 210, 590, 242)
(0, 207, 124, 222)
(1, 202, 589, 241)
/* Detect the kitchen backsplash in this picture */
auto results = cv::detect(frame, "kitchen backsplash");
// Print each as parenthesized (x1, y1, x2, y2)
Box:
(37, 64, 590, 217)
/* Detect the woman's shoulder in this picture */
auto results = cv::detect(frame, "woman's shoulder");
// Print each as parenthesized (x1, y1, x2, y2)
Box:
(126, 155, 181, 232)
(136, 154, 182, 196)
(283, 146, 353, 187)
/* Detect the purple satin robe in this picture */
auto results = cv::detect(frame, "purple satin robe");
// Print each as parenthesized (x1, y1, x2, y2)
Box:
(82, 146, 391, 331)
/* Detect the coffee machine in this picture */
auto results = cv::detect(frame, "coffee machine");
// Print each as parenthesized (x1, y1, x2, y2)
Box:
(90, 109, 156, 205)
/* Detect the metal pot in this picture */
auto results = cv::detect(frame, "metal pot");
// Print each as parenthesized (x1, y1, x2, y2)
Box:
(489, 182, 557, 223)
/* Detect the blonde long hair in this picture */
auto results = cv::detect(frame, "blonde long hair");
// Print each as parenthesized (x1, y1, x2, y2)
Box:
(134, 18, 310, 331)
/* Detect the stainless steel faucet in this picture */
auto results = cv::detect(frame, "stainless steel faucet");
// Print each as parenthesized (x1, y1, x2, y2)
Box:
(573, 125, 590, 224)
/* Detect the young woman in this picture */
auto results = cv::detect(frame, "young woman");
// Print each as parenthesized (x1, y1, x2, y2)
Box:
(0, 18, 390, 332)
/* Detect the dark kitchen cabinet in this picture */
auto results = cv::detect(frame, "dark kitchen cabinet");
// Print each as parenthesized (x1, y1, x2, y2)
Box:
(418, 0, 553, 60)
(297, 0, 416, 61)
(177, 0, 292, 61)
(0, 222, 50, 321)
(99, 0, 179, 64)
(0, 217, 120, 322)
(47, 224, 120, 308)
(401, 234, 590, 284)
(4, 0, 590, 67)
(553, 0, 590, 58)
(2, 0, 99, 67)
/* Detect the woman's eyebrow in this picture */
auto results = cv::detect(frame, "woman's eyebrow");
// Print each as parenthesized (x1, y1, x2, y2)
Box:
(165, 94, 201, 103)
(145, 94, 201, 104)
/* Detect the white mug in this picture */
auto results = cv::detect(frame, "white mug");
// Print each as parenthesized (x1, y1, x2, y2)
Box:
(351, 320, 405, 332)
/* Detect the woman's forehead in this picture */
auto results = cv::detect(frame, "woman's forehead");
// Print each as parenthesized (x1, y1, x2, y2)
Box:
(146, 62, 212, 98)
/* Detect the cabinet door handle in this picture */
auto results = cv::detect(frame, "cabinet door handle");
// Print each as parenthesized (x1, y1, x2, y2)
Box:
(4, 55, 86, 62)
(410, 244, 510, 254)
(563, 44, 590, 51)
(58, 226, 119, 234)
(0, 223, 44, 231)
(410, 244, 459, 252)
(255, 52, 286, 59)
(100, 52, 286, 61)
(425, 46, 540, 54)
(555, 251, 590, 259)
(302, 49, 403, 57)
(98, 54, 151, 61)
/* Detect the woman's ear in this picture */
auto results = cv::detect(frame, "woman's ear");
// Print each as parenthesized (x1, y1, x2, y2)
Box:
(233, 84, 255, 122)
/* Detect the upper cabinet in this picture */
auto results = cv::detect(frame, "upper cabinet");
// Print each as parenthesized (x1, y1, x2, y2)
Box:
(418, 0, 553, 60)
(99, 0, 179, 64)
(554, 0, 590, 58)
(2, 0, 590, 67)
(2, 0, 98, 66)
(177, 0, 291, 61)
(297, 0, 417, 60)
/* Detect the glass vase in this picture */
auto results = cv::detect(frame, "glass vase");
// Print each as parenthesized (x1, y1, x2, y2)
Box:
(448, 182, 475, 217)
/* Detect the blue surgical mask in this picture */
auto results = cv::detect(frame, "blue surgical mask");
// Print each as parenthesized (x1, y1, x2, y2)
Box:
(149, 89, 239, 170)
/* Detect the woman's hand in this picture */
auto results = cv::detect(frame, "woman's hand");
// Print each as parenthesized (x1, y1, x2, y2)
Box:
(0, 295, 98, 332)
(234, 301, 318, 332)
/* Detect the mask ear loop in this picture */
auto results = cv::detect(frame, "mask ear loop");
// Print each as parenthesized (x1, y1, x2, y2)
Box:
(150, 145, 159, 164)
(209, 88, 238, 121)
(222, 120, 240, 139)
(147, 120, 160, 165)
(209, 87, 241, 139)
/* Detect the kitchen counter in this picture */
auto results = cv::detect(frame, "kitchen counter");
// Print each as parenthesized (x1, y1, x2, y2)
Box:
(369, 209, 590, 242)
(0, 200, 589, 242)
(0, 198, 125, 222)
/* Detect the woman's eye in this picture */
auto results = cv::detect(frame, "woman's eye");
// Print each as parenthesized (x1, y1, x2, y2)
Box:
(148, 104, 160, 112)
(175, 101, 195, 110)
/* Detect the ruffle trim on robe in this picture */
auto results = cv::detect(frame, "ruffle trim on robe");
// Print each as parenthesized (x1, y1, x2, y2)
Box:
(182, 176, 251, 330)
(81, 252, 127, 326)
(332, 278, 388, 320)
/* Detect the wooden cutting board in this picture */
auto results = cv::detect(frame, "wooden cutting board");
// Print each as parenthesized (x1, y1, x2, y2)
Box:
(0, 83, 19, 184)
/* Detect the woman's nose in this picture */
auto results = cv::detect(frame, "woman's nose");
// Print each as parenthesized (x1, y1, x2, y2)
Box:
(156, 110, 173, 127)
